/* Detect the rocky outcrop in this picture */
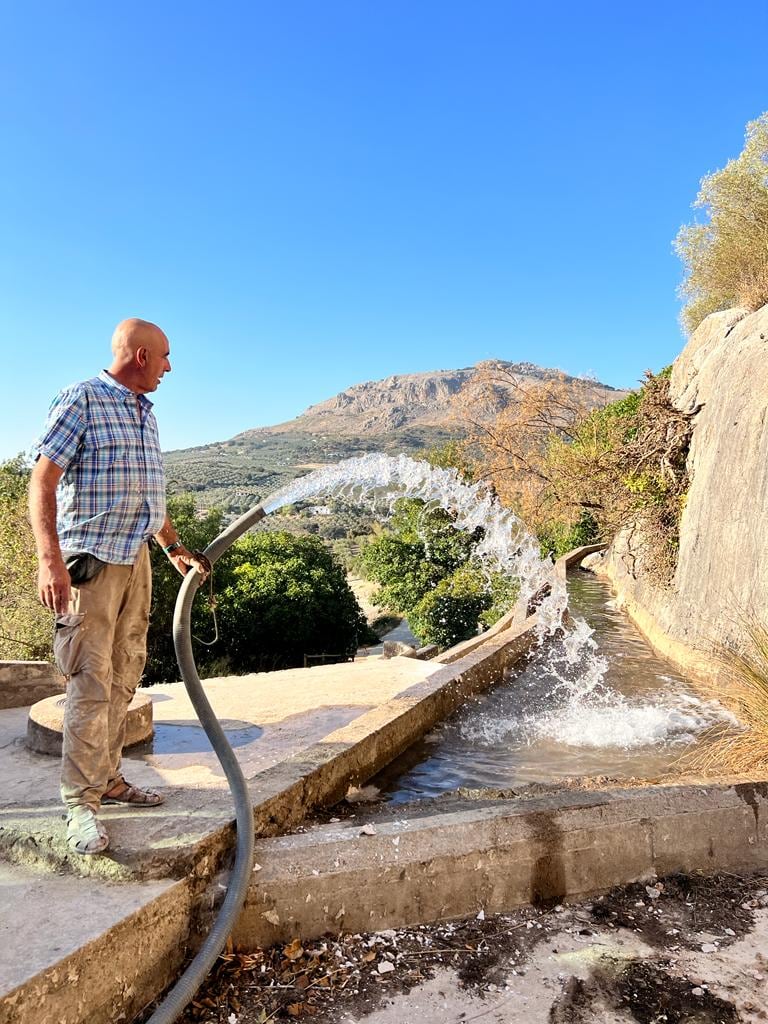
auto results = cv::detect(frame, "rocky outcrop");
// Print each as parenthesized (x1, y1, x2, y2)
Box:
(598, 304, 768, 680)
(243, 362, 623, 439)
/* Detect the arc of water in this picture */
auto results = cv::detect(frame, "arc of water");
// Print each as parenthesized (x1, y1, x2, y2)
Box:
(262, 452, 564, 630)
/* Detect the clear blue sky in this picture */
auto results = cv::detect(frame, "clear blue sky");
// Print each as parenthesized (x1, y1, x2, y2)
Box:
(1, 1, 766, 458)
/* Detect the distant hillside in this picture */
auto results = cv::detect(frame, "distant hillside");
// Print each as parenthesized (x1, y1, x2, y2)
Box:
(164, 362, 625, 514)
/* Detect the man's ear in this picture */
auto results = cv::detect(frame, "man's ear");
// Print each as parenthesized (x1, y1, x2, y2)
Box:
(136, 346, 148, 367)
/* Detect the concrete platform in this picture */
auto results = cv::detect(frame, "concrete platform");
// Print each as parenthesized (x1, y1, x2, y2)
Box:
(0, 860, 189, 1024)
(0, 655, 465, 880)
(0, 620, 540, 1023)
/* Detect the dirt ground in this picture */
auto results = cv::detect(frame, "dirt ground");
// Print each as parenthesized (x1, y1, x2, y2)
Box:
(161, 870, 768, 1024)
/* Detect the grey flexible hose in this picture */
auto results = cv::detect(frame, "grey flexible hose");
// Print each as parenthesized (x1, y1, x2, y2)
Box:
(146, 503, 266, 1024)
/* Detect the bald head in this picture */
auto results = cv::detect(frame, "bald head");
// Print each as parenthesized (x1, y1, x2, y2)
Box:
(108, 318, 172, 395)
(111, 318, 167, 359)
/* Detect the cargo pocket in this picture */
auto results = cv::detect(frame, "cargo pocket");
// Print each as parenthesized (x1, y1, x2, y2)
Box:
(53, 612, 86, 676)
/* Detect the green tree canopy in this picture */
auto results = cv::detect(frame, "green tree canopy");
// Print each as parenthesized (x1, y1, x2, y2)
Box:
(359, 498, 517, 648)
(675, 112, 768, 333)
(216, 531, 370, 673)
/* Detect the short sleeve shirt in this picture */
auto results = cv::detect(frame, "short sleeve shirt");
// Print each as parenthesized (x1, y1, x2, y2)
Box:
(35, 371, 167, 564)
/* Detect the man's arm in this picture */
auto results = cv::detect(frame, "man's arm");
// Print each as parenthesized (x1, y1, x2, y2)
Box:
(154, 514, 211, 580)
(29, 456, 71, 613)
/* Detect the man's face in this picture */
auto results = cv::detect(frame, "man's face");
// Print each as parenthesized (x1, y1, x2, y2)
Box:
(137, 332, 172, 393)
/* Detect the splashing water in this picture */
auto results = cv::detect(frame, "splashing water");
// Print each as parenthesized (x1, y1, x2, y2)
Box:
(263, 452, 564, 629)
(262, 454, 722, 755)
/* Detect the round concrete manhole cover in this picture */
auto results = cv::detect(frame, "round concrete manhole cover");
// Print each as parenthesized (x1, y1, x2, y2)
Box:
(26, 691, 154, 756)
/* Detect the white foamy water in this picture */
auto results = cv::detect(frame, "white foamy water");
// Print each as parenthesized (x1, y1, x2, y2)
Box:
(531, 696, 716, 749)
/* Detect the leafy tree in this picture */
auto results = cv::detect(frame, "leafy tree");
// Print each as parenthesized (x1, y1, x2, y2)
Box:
(359, 499, 479, 614)
(408, 564, 491, 648)
(0, 457, 52, 660)
(144, 495, 231, 683)
(675, 112, 768, 333)
(216, 531, 371, 672)
(359, 498, 517, 647)
(457, 363, 618, 531)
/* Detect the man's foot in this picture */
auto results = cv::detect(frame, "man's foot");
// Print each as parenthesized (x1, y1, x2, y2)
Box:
(66, 805, 109, 855)
(102, 780, 164, 806)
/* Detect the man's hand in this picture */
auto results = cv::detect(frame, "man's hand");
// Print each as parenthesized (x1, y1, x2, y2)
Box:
(38, 556, 72, 613)
(168, 546, 212, 581)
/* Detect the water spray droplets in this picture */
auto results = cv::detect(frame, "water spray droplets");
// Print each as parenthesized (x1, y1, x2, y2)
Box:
(263, 453, 555, 615)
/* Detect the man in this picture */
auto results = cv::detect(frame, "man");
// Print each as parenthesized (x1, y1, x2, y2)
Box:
(29, 318, 210, 855)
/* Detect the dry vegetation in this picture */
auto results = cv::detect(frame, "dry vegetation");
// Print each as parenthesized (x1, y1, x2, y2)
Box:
(457, 365, 691, 580)
(680, 617, 768, 774)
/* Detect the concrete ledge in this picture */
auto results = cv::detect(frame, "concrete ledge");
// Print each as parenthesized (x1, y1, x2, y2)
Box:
(26, 691, 154, 756)
(0, 863, 195, 1024)
(235, 779, 768, 947)
(0, 661, 64, 710)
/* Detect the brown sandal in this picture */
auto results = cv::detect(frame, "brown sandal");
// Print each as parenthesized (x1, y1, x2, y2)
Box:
(102, 780, 164, 806)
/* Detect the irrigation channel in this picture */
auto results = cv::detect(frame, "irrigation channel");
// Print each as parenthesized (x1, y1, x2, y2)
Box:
(245, 454, 734, 800)
(374, 568, 733, 801)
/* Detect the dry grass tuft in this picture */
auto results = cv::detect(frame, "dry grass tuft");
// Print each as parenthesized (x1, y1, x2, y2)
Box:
(680, 617, 768, 774)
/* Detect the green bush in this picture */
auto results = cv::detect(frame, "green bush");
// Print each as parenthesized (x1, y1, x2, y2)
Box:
(359, 498, 518, 647)
(216, 531, 372, 672)
(409, 565, 490, 648)
(537, 510, 600, 561)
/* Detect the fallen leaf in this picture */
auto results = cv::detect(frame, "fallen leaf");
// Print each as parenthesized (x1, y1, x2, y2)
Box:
(261, 910, 280, 926)
(283, 939, 304, 961)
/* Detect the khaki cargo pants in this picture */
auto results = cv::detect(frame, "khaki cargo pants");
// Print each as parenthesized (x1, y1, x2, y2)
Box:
(55, 544, 152, 810)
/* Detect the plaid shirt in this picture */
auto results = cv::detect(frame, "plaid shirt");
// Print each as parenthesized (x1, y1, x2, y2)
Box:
(35, 370, 167, 565)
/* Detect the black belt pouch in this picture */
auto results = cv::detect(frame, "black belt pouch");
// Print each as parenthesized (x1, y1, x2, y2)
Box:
(63, 551, 107, 585)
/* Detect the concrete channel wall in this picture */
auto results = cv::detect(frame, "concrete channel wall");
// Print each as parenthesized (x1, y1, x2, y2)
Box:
(236, 779, 768, 947)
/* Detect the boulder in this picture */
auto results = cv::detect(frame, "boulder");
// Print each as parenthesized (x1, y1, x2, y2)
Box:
(580, 552, 604, 572)
(382, 641, 418, 659)
(602, 303, 768, 679)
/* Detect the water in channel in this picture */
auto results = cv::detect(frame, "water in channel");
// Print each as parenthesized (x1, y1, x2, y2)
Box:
(374, 570, 732, 803)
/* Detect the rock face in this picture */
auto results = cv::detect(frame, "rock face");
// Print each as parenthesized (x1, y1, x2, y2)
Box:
(601, 304, 768, 678)
(244, 362, 622, 439)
